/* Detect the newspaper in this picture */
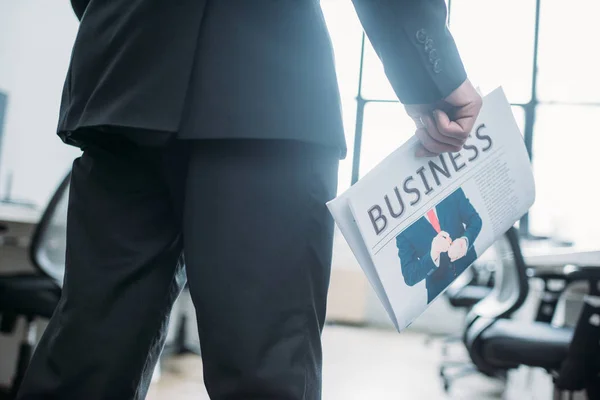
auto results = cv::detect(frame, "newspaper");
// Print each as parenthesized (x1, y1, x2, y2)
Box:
(327, 87, 535, 331)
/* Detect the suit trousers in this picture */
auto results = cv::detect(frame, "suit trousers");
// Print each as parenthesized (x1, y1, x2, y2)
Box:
(16, 134, 339, 400)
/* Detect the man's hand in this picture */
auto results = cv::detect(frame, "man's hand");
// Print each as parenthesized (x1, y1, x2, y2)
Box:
(448, 237, 468, 262)
(431, 231, 452, 265)
(405, 79, 483, 157)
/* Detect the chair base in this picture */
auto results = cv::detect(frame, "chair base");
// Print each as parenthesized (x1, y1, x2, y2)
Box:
(440, 362, 478, 392)
(440, 335, 462, 356)
(440, 359, 508, 393)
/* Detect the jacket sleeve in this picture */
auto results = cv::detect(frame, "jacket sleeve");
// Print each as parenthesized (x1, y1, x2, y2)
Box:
(397, 233, 437, 286)
(351, 0, 467, 104)
(456, 189, 482, 247)
(70, 0, 89, 21)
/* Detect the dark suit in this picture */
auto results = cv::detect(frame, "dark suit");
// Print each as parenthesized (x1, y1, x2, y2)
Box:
(397, 188, 482, 304)
(18, 1, 468, 399)
(60, 0, 466, 154)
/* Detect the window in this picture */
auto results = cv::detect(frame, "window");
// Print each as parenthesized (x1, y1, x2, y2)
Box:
(449, 0, 536, 104)
(361, 38, 397, 102)
(529, 105, 600, 246)
(320, 1, 363, 194)
(537, 0, 600, 103)
(323, 0, 597, 244)
(359, 102, 414, 178)
(511, 106, 526, 135)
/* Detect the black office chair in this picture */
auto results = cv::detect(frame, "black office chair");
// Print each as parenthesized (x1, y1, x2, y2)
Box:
(0, 173, 70, 399)
(461, 227, 600, 398)
(441, 227, 557, 390)
(553, 281, 600, 398)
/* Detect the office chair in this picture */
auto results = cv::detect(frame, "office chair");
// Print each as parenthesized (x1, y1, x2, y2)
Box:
(553, 277, 600, 399)
(441, 227, 555, 390)
(462, 227, 571, 379)
(0, 173, 70, 399)
(461, 228, 600, 398)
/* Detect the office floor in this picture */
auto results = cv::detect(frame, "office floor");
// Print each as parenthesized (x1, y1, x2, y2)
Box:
(147, 325, 503, 400)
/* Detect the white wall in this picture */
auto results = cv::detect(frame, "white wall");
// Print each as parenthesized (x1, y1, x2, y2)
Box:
(0, 0, 81, 207)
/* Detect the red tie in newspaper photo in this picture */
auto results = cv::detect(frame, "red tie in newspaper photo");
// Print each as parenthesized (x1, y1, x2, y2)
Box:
(427, 208, 457, 277)
(427, 209, 441, 233)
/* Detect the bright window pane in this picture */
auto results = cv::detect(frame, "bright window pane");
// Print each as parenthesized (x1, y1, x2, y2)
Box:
(529, 105, 600, 246)
(359, 102, 414, 178)
(450, 0, 535, 104)
(511, 105, 526, 135)
(321, 1, 363, 192)
(360, 0, 535, 104)
(537, 0, 600, 102)
(361, 37, 397, 101)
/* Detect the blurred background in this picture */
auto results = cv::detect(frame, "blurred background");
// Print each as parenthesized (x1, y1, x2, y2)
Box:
(1, 0, 599, 399)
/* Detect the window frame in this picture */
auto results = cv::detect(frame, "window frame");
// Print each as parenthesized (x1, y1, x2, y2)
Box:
(347, 0, 587, 238)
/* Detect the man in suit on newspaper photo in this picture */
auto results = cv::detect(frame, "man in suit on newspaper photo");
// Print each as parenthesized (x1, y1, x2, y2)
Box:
(397, 187, 482, 304)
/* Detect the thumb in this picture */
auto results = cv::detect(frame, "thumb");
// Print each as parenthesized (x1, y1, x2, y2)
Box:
(452, 102, 482, 134)
(433, 109, 466, 139)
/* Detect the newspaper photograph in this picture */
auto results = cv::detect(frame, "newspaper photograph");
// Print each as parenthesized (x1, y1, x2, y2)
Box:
(328, 87, 535, 331)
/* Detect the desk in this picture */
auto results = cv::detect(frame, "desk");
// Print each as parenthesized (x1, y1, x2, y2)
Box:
(525, 248, 600, 269)
(0, 204, 42, 387)
(0, 203, 41, 226)
(0, 203, 41, 248)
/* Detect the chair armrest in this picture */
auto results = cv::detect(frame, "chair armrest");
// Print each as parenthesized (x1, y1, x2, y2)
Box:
(564, 267, 600, 296)
(529, 265, 600, 322)
(530, 265, 599, 281)
(528, 267, 571, 292)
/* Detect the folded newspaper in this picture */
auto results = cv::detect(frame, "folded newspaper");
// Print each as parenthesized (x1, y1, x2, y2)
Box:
(327, 87, 535, 331)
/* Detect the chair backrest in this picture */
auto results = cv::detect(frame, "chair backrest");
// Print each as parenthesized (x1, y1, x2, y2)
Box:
(463, 226, 531, 378)
(468, 226, 529, 321)
(28, 172, 71, 287)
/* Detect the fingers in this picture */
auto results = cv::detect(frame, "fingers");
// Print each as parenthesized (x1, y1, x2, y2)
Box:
(415, 127, 462, 156)
(448, 239, 467, 261)
(451, 100, 482, 135)
(408, 89, 483, 157)
(435, 231, 452, 252)
(432, 110, 470, 143)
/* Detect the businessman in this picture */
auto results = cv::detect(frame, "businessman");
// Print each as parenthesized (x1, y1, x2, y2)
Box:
(18, 1, 482, 399)
(397, 188, 482, 304)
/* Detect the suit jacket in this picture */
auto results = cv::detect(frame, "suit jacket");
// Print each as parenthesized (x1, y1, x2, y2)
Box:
(62, 0, 467, 158)
(396, 188, 482, 302)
